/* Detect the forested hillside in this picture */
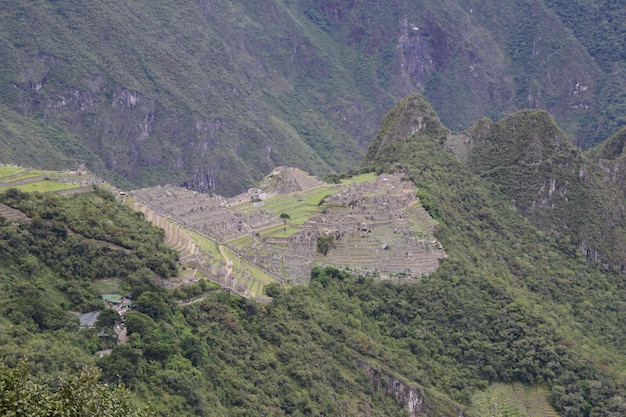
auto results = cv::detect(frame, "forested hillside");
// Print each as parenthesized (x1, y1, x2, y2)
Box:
(1, 1, 624, 195)
(2, 95, 626, 416)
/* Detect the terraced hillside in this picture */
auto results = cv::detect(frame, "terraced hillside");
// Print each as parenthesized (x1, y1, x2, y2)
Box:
(0, 163, 101, 194)
(131, 167, 446, 287)
(0, 202, 29, 222)
(470, 383, 560, 417)
(130, 203, 200, 265)
(130, 198, 281, 300)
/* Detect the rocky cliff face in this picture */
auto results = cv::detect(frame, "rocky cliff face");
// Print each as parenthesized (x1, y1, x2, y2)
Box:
(355, 357, 466, 417)
(1, 1, 625, 196)
(313, 0, 618, 144)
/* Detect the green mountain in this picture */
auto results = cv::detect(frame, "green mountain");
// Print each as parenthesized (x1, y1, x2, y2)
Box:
(3, 94, 626, 416)
(1, 1, 624, 195)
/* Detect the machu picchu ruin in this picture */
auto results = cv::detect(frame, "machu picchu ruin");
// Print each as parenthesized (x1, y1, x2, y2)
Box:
(130, 167, 447, 296)
(0, 163, 106, 194)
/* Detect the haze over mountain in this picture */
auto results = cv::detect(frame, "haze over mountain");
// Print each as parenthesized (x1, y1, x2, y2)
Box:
(1, 0, 625, 195)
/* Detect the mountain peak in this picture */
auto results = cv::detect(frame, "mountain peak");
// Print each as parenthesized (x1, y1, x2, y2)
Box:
(364, 94, 447, 164)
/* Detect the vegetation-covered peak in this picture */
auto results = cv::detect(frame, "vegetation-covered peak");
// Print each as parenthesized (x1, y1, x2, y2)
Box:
(364, 94, 447, 164)
(585, 127, 626, 162)
(365, 93, 626, 276)
(466, 109, 573, 171)
(361, 94, 626, 416)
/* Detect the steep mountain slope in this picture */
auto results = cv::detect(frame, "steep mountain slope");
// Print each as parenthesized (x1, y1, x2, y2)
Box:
(451, 110, 626, 274)
(5, 96, 626, 416)
(370, 92, 626, 283)
(0, 1, 381, 194)
(1, 1, 624, 196)
(363, 94, 626, 415)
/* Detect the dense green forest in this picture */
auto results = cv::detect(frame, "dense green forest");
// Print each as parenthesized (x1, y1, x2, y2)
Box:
(3, 97, 626, 416)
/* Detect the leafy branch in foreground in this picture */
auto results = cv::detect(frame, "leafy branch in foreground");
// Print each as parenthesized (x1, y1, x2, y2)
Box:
(0, 358, 150, 417)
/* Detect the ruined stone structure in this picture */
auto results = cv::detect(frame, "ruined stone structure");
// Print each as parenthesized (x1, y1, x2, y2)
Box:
(131, 169, 446, 287)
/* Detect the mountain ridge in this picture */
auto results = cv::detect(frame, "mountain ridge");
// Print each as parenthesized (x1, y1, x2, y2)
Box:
(1, 0, 625, 196)
(4, 93, 626, 416)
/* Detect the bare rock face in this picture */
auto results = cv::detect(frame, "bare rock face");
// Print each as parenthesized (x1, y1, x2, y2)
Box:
(355, 357, 466, 417)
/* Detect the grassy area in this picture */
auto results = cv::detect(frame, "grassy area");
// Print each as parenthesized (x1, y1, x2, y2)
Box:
(1, 170, 48, 181)
(220, 245, 279, 287)
(265, 224, 301, 238)
(189, 231, 222, 259)
(0, 165, 26, 179)
(0, 170, 53, 184)
(339, 172, 377, 185)
(0, 179, 78, 193)
(92, 279, 120, 295)
(228, 235, 256, 250)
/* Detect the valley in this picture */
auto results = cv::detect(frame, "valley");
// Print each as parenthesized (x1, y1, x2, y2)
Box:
(3, 92, 626, 416)
(1, 0, 626, 413)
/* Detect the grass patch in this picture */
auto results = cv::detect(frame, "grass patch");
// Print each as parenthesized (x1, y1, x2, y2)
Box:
(92, 279, 120, 295)
(0, 180, 78, 193)
(470, 382, 559, 417)
(0, 165, 26, 179)
(339, 172, 377, 185)
(228, 235, 256, 249)
(267, 225, 301, 238)
(189, 231, 221, 259)
(220, 245, 280, 287)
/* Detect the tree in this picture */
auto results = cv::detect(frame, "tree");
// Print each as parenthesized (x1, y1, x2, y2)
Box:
(316, 234, 335, 255)
(279, 213, 291, 231)
(96, 308, 121, 337)
(135, 291, 169, 320)
(0, 359, 151, 417)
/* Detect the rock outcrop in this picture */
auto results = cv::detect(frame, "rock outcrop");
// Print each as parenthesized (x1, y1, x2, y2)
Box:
(354, 356, 466, 417)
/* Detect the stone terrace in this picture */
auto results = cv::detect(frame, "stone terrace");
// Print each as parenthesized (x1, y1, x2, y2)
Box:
(316, 174, 446, 277)
(131, 170, 447, 286)
(0, 203, 30, 222)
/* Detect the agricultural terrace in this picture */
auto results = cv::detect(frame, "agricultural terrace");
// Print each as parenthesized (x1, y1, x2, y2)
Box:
(0, 163, 101, 194)
(470, 382, 560, 417)
(131, 167, 447, 290)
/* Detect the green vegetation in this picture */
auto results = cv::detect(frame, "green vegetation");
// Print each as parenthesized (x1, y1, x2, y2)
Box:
(361, 94, 626, 416)
(0, 179, 77, 193)
(470, 382, 559, 416)
(316, 233, 335, 255)
(4, 64, 626, 416)
(0, 359, 150, 417)
(1, 0, 625, 196)
(0, 187, 179, 415)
